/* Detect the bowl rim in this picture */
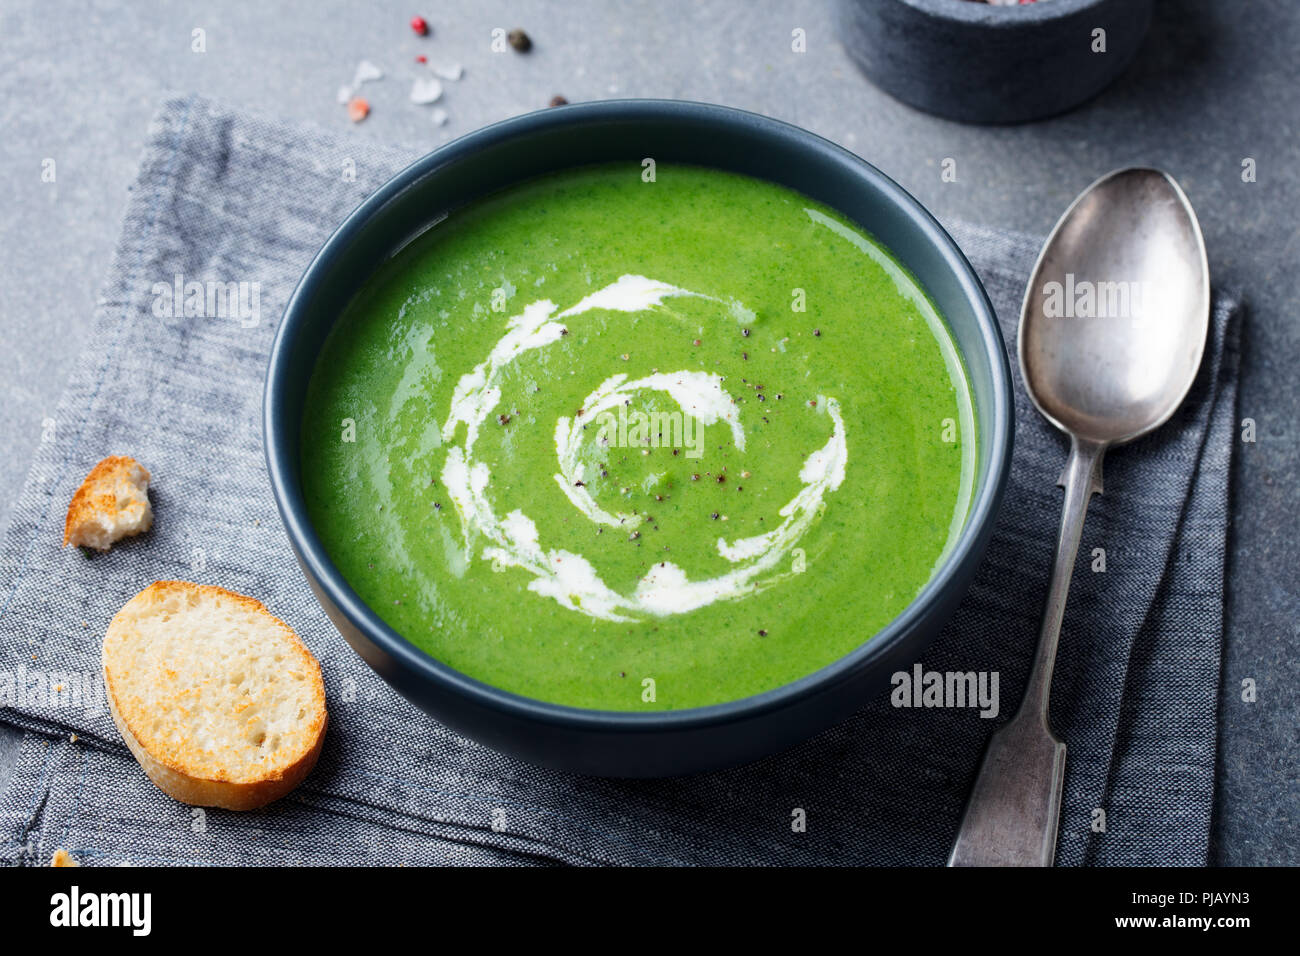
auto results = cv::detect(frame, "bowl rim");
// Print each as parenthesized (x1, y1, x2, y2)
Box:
(264, 98, 1014, 733)
(892, 0, 1108, 23)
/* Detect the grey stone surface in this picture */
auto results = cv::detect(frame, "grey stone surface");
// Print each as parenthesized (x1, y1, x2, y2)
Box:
(0, 0, 1294, 864)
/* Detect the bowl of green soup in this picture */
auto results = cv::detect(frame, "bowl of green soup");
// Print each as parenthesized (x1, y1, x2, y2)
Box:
(265, 100, 1013, 776)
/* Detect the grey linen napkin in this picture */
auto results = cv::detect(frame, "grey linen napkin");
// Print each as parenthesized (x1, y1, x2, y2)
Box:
(0, 95, 1240, 866)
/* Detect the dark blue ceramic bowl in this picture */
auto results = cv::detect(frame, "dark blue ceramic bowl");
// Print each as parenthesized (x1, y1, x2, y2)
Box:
(264, 100, 1013, 777)
(837, 0, 1154, 124)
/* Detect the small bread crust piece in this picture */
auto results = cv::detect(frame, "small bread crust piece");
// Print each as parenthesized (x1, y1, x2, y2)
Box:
(50, 849, 79, 867)
(103, 581, 329, 811)
(63, 455, 153, 551)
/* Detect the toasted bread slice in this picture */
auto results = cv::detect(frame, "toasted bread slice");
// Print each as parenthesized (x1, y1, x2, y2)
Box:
(63, 455, 153, 551)
(103, 581, 328, 811)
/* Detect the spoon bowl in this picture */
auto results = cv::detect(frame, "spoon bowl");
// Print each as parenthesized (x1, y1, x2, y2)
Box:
(1018, 167, 1210, 445)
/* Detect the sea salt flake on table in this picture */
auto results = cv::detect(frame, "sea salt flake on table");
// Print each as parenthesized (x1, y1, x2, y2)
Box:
(431, 62, 463, 81)
(410, 76, 444, 105)
(431, 107, 449, 126)
(352, 59, 384, 87)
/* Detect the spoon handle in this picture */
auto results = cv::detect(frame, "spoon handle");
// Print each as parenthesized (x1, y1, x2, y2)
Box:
(948, 436, 1105, 866)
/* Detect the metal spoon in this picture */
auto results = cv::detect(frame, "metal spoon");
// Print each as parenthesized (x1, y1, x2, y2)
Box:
(948, 168, 1210, 866)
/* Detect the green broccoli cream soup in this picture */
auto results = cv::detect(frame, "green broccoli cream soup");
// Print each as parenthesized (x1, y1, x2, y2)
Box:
(301, 163, 976, 711)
